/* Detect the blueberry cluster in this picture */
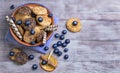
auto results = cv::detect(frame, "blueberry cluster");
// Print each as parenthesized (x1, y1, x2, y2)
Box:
(53, 30, 70, 60)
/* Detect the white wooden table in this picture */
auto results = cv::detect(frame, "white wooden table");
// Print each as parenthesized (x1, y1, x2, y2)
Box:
(0, 0, 120, 73)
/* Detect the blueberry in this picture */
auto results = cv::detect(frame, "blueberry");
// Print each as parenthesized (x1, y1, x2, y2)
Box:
(9, 51, 14, 56)
(57, 41, 62, 46)
(38, 17, 43, 22)
(11, 17, 16, 22)
(16, 20, 22, 25)
(39, 44, 45, 47)
(48, 13, 53, 17)
(57, 51, 62, 57)
(64, 54, 69, 59)
(44, 46, 49, 51)
(59, 35, 65, 40)
(54, 33, 60, 38)
(72, 21, 78, 26)
(62, 42, 67, 47)
(53, 48, 59, 54)
(25, 20, 31, 26)
(32, 64, 38, 70)
(42, 60, 47, 65)
(31, 12, 36, 18)
(31, 41, 36, 45)
(10, 5, 15, 10)
(64, 48, 68, 53)
(30, 29, 35, 35)
(52, 43, 57, 49)
(28, 55, 34, 60)
(62, 30, 67, 35)
(65, 39, 70, 44)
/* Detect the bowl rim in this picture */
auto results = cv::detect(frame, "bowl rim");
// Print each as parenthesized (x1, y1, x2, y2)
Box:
(10, 3, 54, 46)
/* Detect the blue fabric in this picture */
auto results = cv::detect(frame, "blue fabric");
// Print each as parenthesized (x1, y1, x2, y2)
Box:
(5, 17, 58, 54)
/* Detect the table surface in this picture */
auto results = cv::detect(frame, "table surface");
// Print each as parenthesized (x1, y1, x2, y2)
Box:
(0, 0, 120, 73)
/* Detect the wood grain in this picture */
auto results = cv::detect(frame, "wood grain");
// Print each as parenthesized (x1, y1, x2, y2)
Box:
(0, 0, 120, 73)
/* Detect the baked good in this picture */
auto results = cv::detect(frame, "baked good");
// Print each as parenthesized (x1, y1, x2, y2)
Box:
(17, 6, 31, 16)
(22, 18, 36, 31)
(36, 15, 52, 28)
(16, 25, 24, 36)
(36, 30, 44, 42)
(23, 31, 36, 43)
(9, 48, 22, 61)
(39, 54, 58, 72)
(23, 26, 44, 43)
(15, 52, 28, 64)
(9, 48, 28, 65)
(32, 6, 48, 15)
(15, 14, 31, 25)
(66, 18, 81, 33)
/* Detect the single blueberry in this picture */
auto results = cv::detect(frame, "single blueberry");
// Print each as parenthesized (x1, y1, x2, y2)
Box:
(9, 51, 14, 56)
(10, 5, 15, 10)
(32, 64, 38, 70)
(39, 44, 45, 47)
(44, 46, 49, 51)
(11, 17, 16, 22)
(62, 42, 67, 47)
(42, 60, 47, 65)
(72, 21, 78, 26)
(28, 55, 34, 60)
(25, 20, 31, 26)
(38, 17, 43, 22)
(65, 39, 70, 44)
(57, 51, 62, 57)
(53, 48, 59, 54)
(64, 54, 69, 60)
(31, 41, 36, 45)
(16, 20, 22, 25)
(31, 12, 36, 18)
(62, 30, 67, 35)
(64, 48, 68, 53)
(59, 35, 65, 40)
(57, 41, 62, 46)
(48, 13, 53, 17)
(30, 29, 35, 35)
(54, 33, 60, 38)
(52, 43, 57, 49)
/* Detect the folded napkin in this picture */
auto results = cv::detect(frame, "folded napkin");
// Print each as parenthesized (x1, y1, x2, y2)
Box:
(5, 17, 58, 54)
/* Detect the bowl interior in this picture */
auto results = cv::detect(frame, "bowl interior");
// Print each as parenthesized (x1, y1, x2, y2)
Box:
(10, 3, 54, 46)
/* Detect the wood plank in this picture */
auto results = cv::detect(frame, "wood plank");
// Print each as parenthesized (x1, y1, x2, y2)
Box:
(0, 0, 120, 73)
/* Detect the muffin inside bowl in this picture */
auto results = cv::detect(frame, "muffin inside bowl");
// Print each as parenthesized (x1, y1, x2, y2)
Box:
(10, 3, 55, 46)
